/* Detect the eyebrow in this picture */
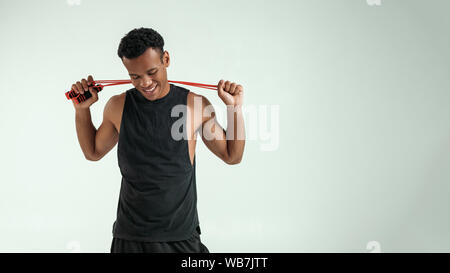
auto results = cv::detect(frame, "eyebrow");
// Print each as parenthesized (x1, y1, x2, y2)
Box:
(129, 67, 158, 76)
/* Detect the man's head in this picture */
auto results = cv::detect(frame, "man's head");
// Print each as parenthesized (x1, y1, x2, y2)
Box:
(118, 27, 170, 101)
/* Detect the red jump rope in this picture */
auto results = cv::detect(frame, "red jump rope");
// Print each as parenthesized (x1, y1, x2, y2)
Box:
(65, 80, 218, 104)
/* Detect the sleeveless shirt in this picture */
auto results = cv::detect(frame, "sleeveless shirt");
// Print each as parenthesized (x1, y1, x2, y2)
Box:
(112, 83, 200, 242)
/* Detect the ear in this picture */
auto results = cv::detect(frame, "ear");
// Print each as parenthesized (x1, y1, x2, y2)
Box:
(163, 50, 170, 68)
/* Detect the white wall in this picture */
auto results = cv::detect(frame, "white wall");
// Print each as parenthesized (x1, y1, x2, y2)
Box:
(0, 0, 449, 252)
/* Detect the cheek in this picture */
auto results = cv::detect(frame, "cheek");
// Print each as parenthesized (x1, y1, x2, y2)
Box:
(131, 79, 140, 85)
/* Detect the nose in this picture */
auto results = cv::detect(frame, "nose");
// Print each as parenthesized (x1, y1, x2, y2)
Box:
(140, 77, 153, 88)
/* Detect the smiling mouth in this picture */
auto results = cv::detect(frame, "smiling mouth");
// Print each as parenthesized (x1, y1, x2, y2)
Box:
(143, 85, 157, 93)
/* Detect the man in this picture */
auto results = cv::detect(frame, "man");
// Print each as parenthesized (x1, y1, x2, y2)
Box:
(71, 27, 245, 253)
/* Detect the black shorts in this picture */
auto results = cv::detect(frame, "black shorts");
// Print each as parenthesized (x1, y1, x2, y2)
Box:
(110, 226, 210, 253)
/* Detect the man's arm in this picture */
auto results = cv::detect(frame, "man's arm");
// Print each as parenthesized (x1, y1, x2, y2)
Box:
(199, 95, 245, 165)
(75, 95, 119, 161)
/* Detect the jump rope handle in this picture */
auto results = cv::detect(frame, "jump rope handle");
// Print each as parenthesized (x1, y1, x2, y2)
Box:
(65, 83, 103, 104)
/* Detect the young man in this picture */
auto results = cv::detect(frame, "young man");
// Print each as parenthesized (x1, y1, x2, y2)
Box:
(71, 27, 245, 253)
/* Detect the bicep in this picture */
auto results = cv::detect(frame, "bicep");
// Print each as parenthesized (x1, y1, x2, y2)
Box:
(198, 96, 230, 163)
(92, 97, 119, 161)
(93, 119, 118, 161)
(201, 117, 229, 162)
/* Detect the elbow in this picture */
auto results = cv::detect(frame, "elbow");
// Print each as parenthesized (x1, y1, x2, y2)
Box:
(225, 156, 242, 165)
(85, 152, 100, 161)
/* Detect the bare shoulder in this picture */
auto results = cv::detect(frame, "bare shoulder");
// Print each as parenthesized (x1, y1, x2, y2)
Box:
(187, 91, 201, 107)
(187, 91, 213, 113)
(104, 92, 125, 114)
(103, 92, 126, 132)
(187, 91, 217, 134)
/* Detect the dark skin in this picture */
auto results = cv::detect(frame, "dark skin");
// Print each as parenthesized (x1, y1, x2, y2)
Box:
(72, 47, 245, 165)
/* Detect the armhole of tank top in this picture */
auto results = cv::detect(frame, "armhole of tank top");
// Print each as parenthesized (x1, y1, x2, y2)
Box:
(118, 90, 128, 141)
(185, 90, 195, 170)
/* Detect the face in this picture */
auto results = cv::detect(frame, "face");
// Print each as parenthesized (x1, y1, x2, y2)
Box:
(121, 47, 170, 101)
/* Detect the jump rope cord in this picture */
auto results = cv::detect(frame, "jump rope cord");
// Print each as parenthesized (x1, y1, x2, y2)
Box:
(94, 80, 218, 90)
(66, 80, 218, 104)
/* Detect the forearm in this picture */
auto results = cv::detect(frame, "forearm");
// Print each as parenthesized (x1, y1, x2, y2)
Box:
(75, 108, 97, 160)
(226, 105, 245, 163)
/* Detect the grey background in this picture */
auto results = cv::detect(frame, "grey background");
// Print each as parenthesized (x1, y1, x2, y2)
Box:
(0, 0, 449, 252)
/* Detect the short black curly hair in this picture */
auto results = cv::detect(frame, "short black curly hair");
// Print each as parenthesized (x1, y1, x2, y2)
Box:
(117, 27, 165, 62)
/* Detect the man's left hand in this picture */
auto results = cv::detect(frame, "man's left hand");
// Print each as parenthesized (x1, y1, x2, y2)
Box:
(217, 80, 244, 107)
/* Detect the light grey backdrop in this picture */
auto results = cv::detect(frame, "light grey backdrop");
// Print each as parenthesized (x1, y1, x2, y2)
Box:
(0, 0, 449, 252)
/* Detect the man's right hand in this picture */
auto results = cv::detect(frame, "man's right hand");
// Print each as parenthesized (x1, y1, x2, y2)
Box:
(71, 75, 99, 110)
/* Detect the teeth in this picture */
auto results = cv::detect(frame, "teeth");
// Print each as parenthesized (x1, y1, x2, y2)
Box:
(145, 85, 156, 92)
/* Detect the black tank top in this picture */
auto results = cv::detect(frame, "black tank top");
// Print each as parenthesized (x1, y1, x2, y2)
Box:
(112, 83, 200, 242)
